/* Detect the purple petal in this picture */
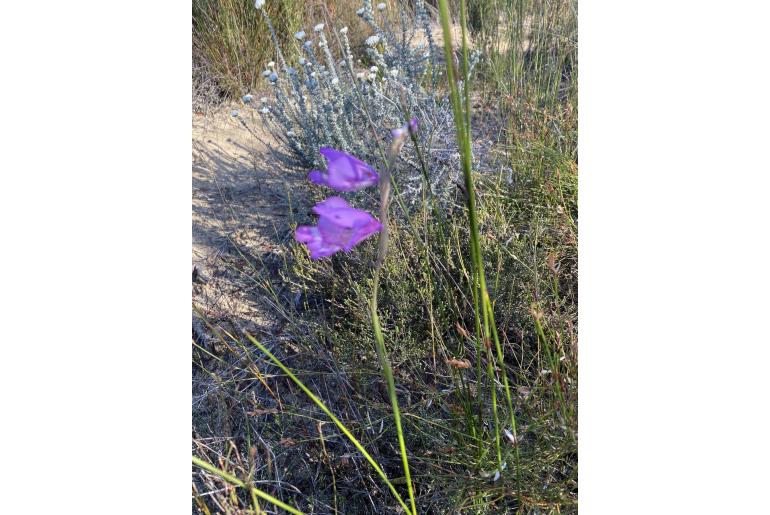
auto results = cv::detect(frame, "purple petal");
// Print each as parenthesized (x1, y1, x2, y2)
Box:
(308, 170, 327, 186)
(295, 197, 382, 259)
(294, 225, 319, 243)
(408, 117, 418, 133)
(312, 196, 351, 215)
(344, 217, 382, 251)
(295, 224, 343, 259)
(318, 205, 378, 229)
(317, 147, 379, 192)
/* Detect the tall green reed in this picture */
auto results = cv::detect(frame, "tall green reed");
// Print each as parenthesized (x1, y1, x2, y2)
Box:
(437, 0, 522, 492)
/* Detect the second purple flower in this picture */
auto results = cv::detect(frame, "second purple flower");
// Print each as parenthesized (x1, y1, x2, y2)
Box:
(308, 147, 380, 192)
(295, 196, 382, 259)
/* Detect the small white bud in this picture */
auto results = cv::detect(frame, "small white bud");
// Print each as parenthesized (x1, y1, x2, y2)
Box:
(254, 0, 265, 9)
(287, 130, 296, 137)
(365, 35, 380, 47)
(260, 107, 269, 114)
(310, 72, 317, 78)
(313, 23, 324, 32)
(356, 7, 365, 15)
(356, 72, 366, 80)
(303, 40, 313, 48)
(231, 109, 239, 117)
(367, 72, 376, 81)
(260, 97, 268, 103)
(389, 69, 398, 77)
(377, 2, 386, 11)
(294, 31, 306, 40)
(369, 65, 378, 72)
(339, 26, 348, 34)
(331, 77, 339, 85)
(299, 57, 306, 65)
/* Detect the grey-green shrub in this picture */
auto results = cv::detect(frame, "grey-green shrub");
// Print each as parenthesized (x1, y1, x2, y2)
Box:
(236, 0, 483, 213)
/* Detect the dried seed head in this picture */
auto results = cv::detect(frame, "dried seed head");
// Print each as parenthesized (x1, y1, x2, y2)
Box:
(446, 358, 471, 369)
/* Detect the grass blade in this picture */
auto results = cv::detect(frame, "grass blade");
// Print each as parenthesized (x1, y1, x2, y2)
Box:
(192, 455, 303, 515)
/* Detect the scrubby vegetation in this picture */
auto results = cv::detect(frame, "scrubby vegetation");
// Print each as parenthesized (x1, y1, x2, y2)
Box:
(193, 0, 577, 513)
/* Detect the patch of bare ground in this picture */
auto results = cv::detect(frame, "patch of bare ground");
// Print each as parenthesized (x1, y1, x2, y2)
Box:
(192, 106, 297, 333)
(192, 104, 304, 442)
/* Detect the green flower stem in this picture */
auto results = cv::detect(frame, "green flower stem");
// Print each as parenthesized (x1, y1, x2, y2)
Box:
(369, 134, 418, 515)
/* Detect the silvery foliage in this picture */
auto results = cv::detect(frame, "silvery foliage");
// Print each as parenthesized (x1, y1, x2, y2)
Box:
(239, 0, 481, 212)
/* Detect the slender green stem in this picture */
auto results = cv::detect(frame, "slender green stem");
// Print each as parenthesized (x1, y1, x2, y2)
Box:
(244, 334, 414, 515)
(192, 455, 303, 515)
(369, 133, 418, 515)
(437, 0, 522, 499)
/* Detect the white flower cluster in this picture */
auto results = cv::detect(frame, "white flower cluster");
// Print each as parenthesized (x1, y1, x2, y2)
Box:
(244, 0, 467, 213)
(254, 0, 265, 9)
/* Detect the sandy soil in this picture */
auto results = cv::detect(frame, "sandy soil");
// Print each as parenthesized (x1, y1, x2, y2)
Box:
(192, 108, 296, 337)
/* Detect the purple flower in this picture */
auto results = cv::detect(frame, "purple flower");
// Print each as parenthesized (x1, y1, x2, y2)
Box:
(408, 117, 418, 134)
(295, 197, 382, 259)
(308, 147, 380, 192)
